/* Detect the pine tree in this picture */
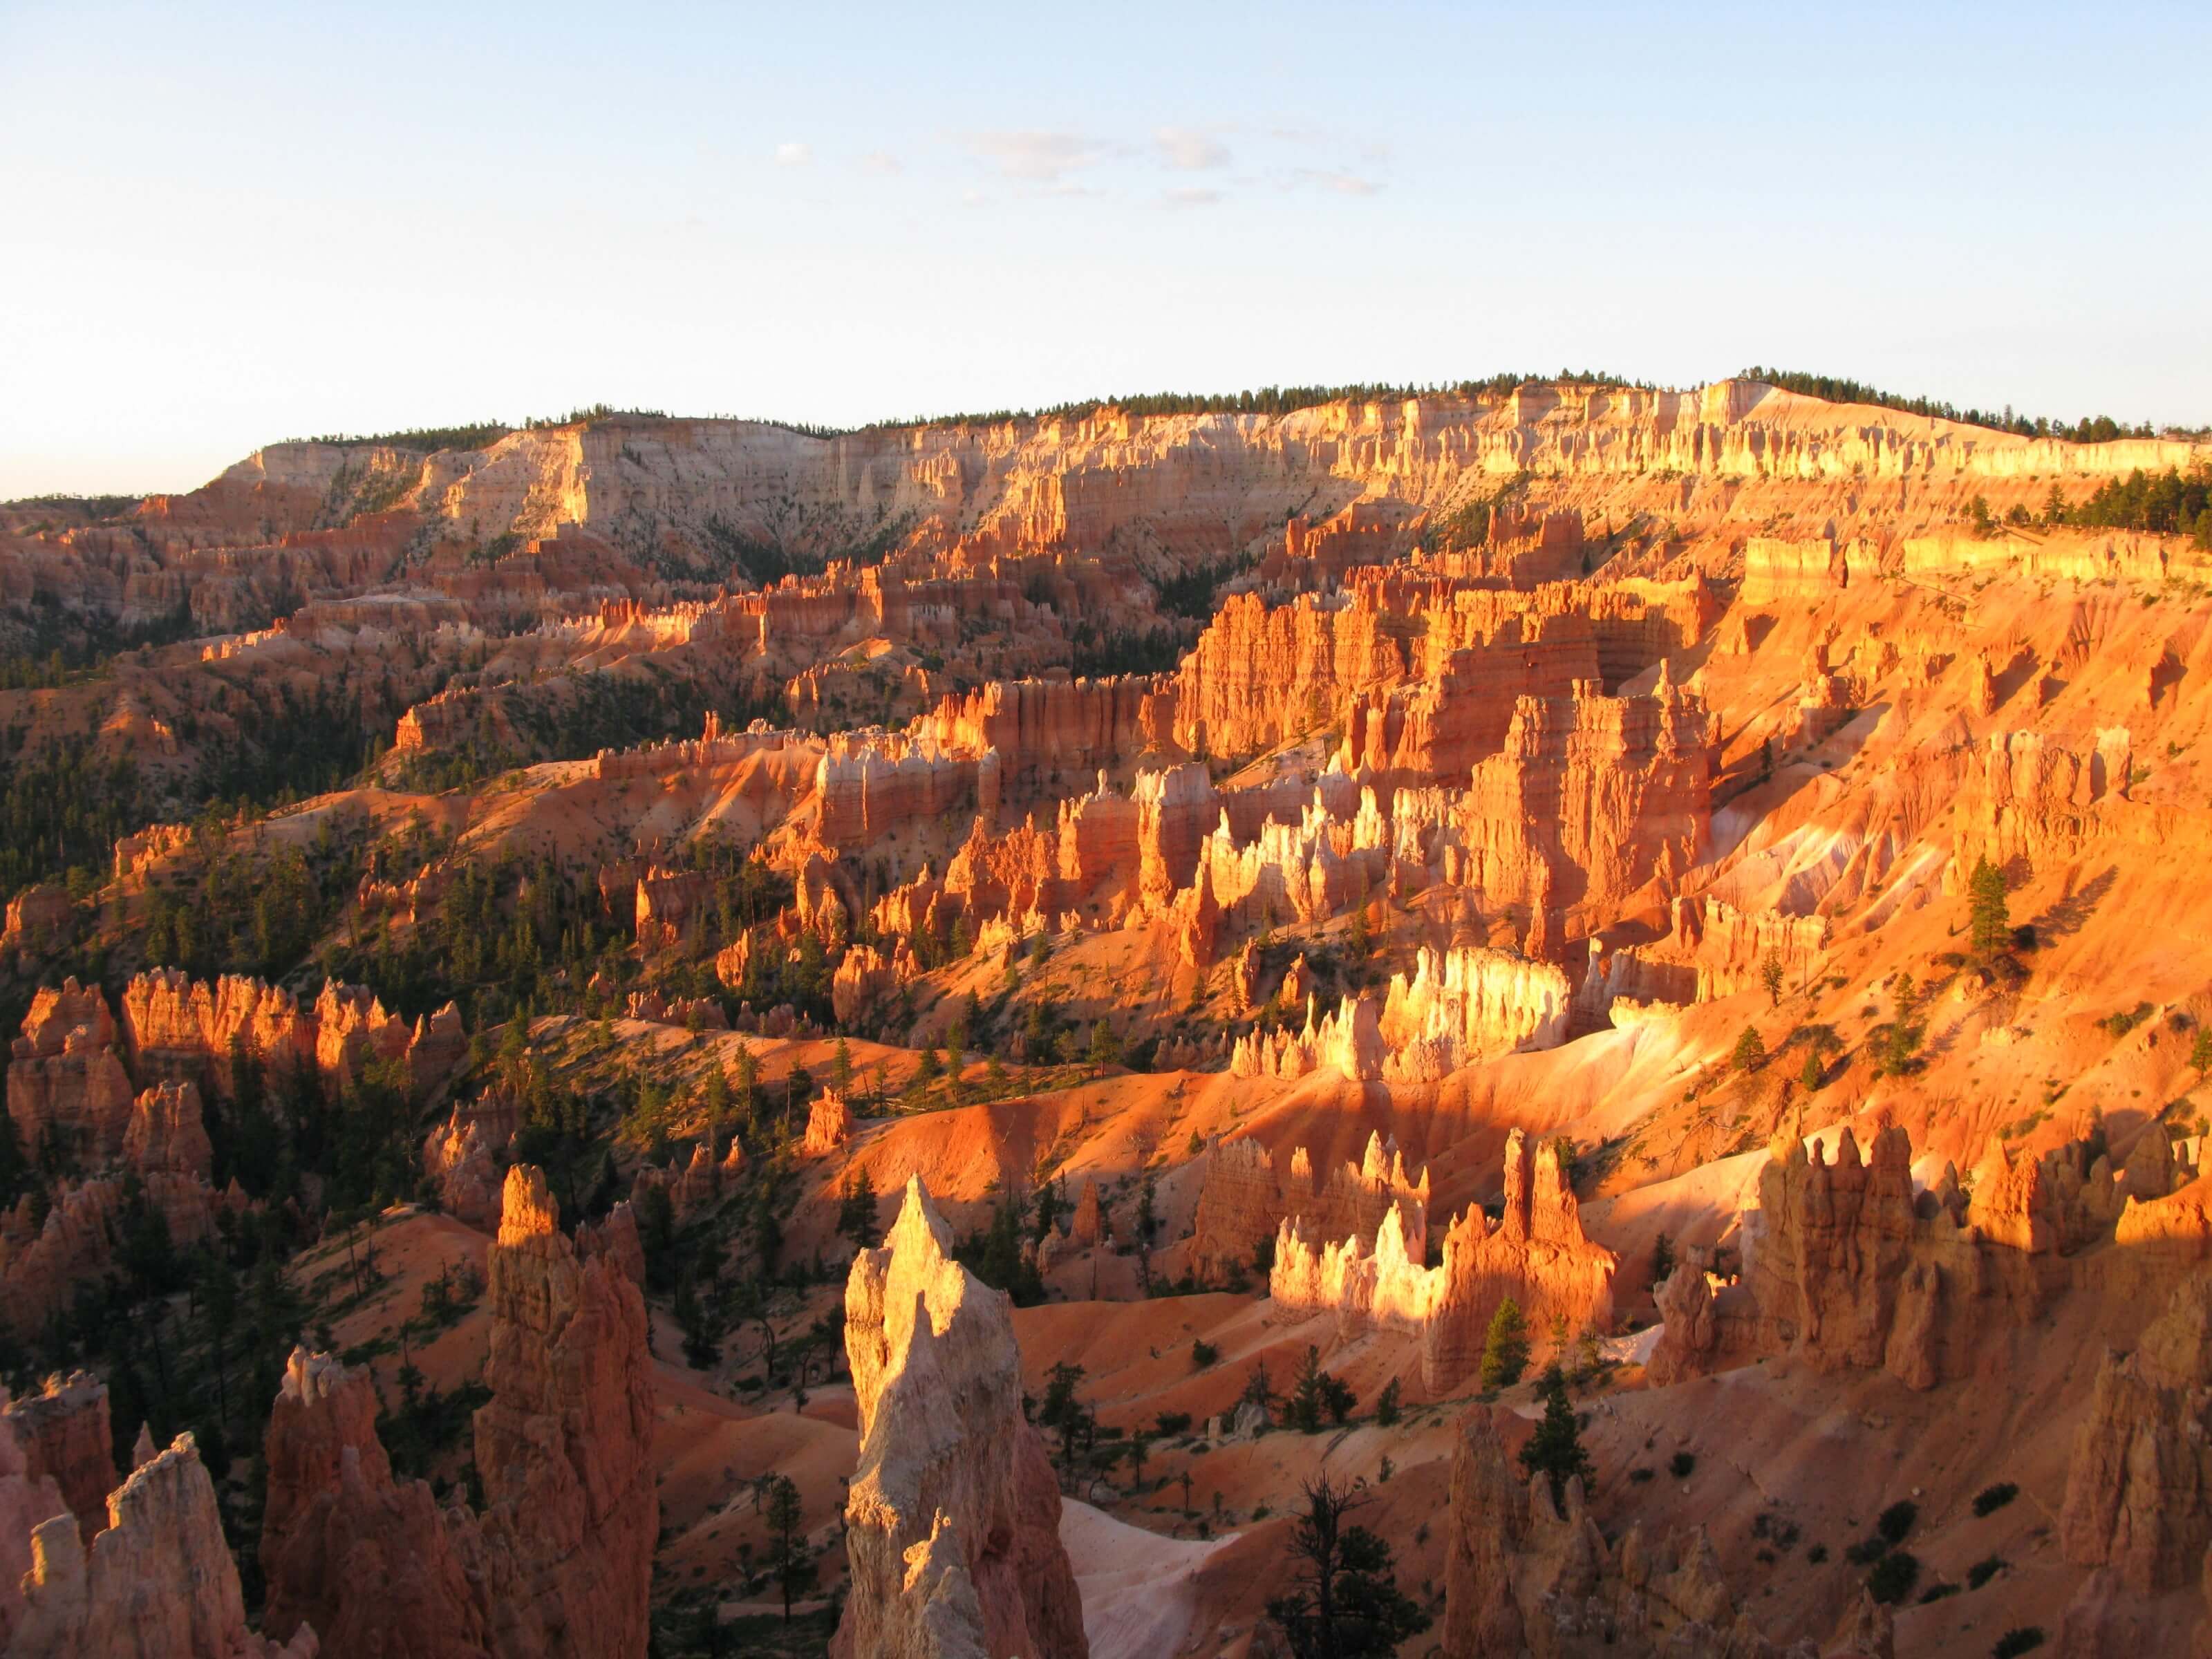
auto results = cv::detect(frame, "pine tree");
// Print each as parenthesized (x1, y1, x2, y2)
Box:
(1479, 1299, 1530, 1390)
(764, 1475, 814, 1620)
(1731, 1024, 1767, 1074)
(836, 1167, 881, 1251)
(1265, 1474, 1432, 1656)
(1519, 1364, 1595, 1516)
(1374, 1378, 1401, 1427)
(1651, 1231, 1675, 1288)
(1968, 857, 2012, 957)
(1799, 1044, 1825, 1091)
(1761, 951, 1785, 1007)
(1289, 1345, 1329, 1432)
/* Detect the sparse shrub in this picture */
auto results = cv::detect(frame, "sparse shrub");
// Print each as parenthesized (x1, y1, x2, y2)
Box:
(1968, 1556, 2007, 1590)
(1992, 1630, 2045, 1658)
(1920, 1582, 1960, 1603)
(1155, 1411, 1192, 1436)
(1190, 1338, 1218, 1369)
(1374, 1378, 1402, 1427)
(1972, 1482, 2018, 1517)
(1877, 1500, 1918, 1544)
(1867, 1550, 1920, 1604)
(1807, 1544, 1828, 1564)
(1628, 1467, 1655, 1483)
(1669, 1451, 1696, 1479)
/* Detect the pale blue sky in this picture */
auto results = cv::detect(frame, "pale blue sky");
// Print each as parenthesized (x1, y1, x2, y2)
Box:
(3, 1, 2207, 497)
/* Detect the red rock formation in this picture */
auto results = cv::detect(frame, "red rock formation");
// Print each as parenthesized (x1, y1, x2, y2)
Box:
(1377, 944, 1573, 1079)
(471, 1166, 655, 1659)
(0, 888, 73, 975)
(577, 1200, 646, 1288)
(2061, 1273, 2212, 1593)
(0, 1172, 224, 1333)
(1271, 1130, 1615, 1392)
(1189, 1130, 1430, 1283)
(1454, 678, 1716, 930)
(115, 970, 456, 1103)
(260, 1349, 489, 1658)
(1441, 1403, 1855, 1658)
(10, 1432, 316, 1658)
(1227, 993, 1384, 1082)
(837, 1177, 1087, 1659)
(1, 1371, 113, 1545)
(122, 1080, 213, 1179)
(804, 1089, 856, 1157)
(423, 1106, 504, 1229)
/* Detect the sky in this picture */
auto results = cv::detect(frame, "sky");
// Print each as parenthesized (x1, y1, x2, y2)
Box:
(3, 0, 2209, 498)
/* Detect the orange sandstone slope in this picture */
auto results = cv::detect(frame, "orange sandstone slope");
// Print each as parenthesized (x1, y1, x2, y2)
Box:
(3, 377, 2211, 1659)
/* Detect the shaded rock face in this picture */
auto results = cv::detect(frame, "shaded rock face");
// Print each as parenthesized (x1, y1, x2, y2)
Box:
(260, 1349, 489, 1659)
(471, 1166, 657, 1659)
(2061, 1274, 2212, 1593)
(10, 1432, 316, 1659)
(836, 1176, 1087, 1659)
(1189, 1130, 1430, 1284)
(6, 981, 133, 1168)
(1441, 1405, 1880, 1659)
(1, 1371, 112, 1545)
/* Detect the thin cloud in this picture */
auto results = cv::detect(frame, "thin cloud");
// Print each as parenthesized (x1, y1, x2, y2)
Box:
(774, 140, 811, 167)
(960, 130, 1104, 183)
(1154, 126, 1230, 171)
(1161, 186, 1223, 208)
(859, 150, 901, 175)
(1291, 167, 1382, 196)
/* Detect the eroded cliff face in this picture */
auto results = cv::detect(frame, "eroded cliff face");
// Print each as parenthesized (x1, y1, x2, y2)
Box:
(8, 1432, 316, 1659)
(1189, 1131, 1429, 1283)
(471, 1168, 657, 1659)
(837, 1176, 1087, 1659)
(1441, 1404, 1891, 1659)
(260, 1349, 489, 1658)
(2061, 1275, 2212, 1593)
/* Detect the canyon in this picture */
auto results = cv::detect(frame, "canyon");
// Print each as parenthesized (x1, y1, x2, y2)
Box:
(1, 375, 2209, 1657)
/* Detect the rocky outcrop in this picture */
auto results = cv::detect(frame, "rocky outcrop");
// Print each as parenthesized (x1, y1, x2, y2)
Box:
(1441, 1403, 1858, 1658)
(1378, 944, 1573, 1079)
(10, 1432, 317, 1658)
(122, 1081, 212, 1179)
(837, 1176, 1087, 1659)
(470, 1167, 656, 1659)
(423, 1105, 504, 1229)
(2061, 1273, 2212, 1593)
(1, 1373, 113, 1546)
(0, 1172, 225, 1334)
(1454, 677, 1716, 933)
(260, 1349, 489, 1658)
(1190, 1131, 1429, 1283)
(803, 1089, 856, 1156)
(1271, 1130, 1615, 1392)
(1745, 1127, 2054, 1389)
(1226, 993, 1384, 1082)
(118, 970, 449, 1103)
(6, 983, 133, 1168)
